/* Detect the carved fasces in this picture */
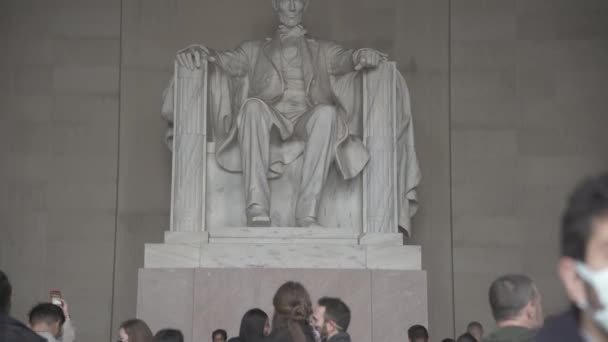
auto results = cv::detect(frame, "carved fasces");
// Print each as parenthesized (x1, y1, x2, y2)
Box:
(170, 62, 208, 232)
(362, 62, 399, 234)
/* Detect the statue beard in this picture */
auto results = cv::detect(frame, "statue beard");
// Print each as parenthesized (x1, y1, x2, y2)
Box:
(277, 13, 304, 27)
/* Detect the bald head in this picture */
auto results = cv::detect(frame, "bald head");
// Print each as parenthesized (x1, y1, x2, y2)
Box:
(488, 274, 544, 329)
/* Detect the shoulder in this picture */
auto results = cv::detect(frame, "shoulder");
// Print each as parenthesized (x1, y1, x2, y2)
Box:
(264, 329, 288, 342)
(328, 332, 352, 342)
(306, 37, 319, 44)
(1, 316, 46, 342)
(536, 309, 584, 342)
(239, 40, 264, 52)
(307, 37, 327, 50)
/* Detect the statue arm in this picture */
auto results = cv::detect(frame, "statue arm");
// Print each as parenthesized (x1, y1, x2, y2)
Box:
(325, 41, 357, 76)
(212, 42, 255, 77)
(177, 42, 253, 77)
(325, 41, 388, 74)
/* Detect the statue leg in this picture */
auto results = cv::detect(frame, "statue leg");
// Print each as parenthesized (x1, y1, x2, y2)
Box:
(238, 99, 273, 227)
(295, 105, 337, 227)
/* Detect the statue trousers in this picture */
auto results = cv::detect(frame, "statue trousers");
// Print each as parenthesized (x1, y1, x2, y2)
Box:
(237, 98, 338, 220)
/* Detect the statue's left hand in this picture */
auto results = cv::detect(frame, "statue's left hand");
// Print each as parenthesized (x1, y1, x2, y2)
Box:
(354, 49, 388, 71)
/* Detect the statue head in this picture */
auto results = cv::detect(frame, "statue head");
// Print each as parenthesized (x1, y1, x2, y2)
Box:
(272, 0, 309, 27)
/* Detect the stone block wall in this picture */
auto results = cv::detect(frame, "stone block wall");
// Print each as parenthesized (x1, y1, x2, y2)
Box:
(1, 0, 607, 341)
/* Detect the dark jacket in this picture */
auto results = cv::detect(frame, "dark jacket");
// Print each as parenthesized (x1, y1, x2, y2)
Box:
(229, 336, 265, 342)
(0, 314, 47, 342)
(535, 308, 585, 342)
(264, 326, 316, 342)
(481, 326, 535, 342)
(326, 332, 351, 342)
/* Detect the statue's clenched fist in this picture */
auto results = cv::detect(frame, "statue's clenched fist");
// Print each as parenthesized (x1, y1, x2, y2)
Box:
(176, 45, 216, 70)
(354, 49, 387, 71)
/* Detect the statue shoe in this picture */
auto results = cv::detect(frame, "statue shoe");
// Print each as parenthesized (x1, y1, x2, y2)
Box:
(247, 205, 271, 227)
(296, 217, 323, 228)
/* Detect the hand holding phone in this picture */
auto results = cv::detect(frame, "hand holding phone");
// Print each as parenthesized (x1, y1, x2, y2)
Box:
(50, 290, 70, 319)
(50, 290, 62, 306)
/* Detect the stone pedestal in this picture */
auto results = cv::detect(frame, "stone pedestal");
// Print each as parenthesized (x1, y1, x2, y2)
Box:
(137, 267, 427, 342)
(139, 230, 428, 342)
(145, 229, 420, 270)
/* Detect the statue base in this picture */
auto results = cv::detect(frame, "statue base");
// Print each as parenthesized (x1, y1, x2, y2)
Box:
(137, 267, 427, 342)
(144, 228, 421, 270)
(138, 228, 427, 341)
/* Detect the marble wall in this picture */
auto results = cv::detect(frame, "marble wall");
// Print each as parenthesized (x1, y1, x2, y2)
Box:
(450, 0, 608, 335)
(0, 0, 607, 341)
(0, 1, 121, 341)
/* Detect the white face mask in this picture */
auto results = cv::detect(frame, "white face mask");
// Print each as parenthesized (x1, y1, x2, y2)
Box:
(311, 326, 322, 342)
(576, 263, 608, 332)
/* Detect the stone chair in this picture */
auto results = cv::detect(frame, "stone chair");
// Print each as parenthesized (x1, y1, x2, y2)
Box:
(146, 60, 419, 269)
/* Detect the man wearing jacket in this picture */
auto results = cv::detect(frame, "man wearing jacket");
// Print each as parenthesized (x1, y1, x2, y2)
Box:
(0, 270, 46, 342)
(536, 174, 608, 342)
(482, 274, 543, 342)
(312, 297, 351, 342)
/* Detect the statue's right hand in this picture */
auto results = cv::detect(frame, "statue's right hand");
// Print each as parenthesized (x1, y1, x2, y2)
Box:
(176, 45, 216, 70)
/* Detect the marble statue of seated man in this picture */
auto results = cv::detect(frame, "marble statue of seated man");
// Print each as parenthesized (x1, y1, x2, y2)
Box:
(175, 0, 386, 227)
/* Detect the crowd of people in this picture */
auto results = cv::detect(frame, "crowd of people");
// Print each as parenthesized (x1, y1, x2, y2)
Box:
(1, 173, 607, 342)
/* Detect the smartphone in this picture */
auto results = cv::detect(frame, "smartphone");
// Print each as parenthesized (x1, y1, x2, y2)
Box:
(50, 290, 62, 306)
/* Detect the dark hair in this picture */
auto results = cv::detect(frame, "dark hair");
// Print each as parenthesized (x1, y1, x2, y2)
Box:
(317, 297, 351, 332)
(561, 173, 608, 261)
(154, 329, 184, 342)
(238, 308, 268, 342)
(442, 339, 455, 342)
(213, 329, 227, 340)
(120, 319, 153, 342)
(28, 303, 66, 326)
(456, 333, 478, 342)
(0, 270, 11, 315)
(467, 321, 482, 331)
(271, 281, 313, 342)
(407, 324, 429, 340)
(489, 274, 536, 322)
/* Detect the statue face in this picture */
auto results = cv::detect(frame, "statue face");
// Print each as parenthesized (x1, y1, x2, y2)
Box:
(273, 0, 307, 27)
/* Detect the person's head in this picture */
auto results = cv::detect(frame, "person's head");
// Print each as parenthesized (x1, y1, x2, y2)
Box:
(442, 339, 455, 342)
(271, 281, 313, 342)
(272, 0, 309, 27)
(239, 308, 270, 341)
(488, 274, 543, 329)
(119, 319, 153, 342)
(456, 332, 478, 342)
(0, 270, 11, 315)
(212, 329, 227, 342)
(558, 173, 608, 333)
(407, 324, 429, 342)
(28, 303, 66, 338)
(312, 297, 351, 339)
(466, 322, 483, 341)
(154, 329, 184, 342)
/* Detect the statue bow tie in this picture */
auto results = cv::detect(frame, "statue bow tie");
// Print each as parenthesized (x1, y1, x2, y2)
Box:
(278, 25, 307, 40)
